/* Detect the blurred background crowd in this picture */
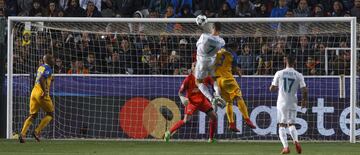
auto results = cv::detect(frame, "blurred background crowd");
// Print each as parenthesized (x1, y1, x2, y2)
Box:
(5, 0, 360, 18)
(2, 0, 360, 75)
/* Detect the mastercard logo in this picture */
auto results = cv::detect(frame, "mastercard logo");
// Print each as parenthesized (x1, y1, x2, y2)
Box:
(119, 97, 181, 139)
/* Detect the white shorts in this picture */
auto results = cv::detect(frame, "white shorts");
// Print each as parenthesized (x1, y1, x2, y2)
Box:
(277, 108, 297, 124)
(195, 56, 215, 79)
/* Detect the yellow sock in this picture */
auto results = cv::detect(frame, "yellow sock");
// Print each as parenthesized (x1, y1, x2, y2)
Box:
(35, 115, 53, 134)
(21, 116, 34, 136)
(237, 98, 250, 120)
(225, 102, 234, 123)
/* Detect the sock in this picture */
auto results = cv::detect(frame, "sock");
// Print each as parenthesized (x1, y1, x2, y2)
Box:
(209, 120, 217, 139)
(21, 116, 34, 136)
(279, 127, 288, 148)
(170, 120, 185, 134)
(197, 83, 213, 101)
(237, 98, 250, 120)
(288, 125, 299, 142)
(225, 102, 234, 123)
(213, 81, 221, 97)
(34, 115, 53, 135)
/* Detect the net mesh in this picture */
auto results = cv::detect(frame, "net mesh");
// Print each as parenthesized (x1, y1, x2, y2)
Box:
(9, 19, 359, 141)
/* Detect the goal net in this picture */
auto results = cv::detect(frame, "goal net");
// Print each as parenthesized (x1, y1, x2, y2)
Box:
(7, 17, 359, 142)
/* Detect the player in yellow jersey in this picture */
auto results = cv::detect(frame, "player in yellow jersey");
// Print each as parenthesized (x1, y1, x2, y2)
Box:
(214, 42, 256, 132)
(19, 54, 55, 143)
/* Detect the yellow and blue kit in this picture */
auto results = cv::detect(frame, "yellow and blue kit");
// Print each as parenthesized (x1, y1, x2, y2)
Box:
(214, 48, 242, 102)
(30, 64, 54, 114)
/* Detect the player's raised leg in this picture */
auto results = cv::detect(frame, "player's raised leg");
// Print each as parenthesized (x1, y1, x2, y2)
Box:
(165, 114, 191, 142)
(236, 97, 256, 129)
(196, 78, 226, 109)
(212, 79, 226, 107)
(169, 115, 189, 134)
(196, 78, 213, 103)
(164, 97, 195, 142)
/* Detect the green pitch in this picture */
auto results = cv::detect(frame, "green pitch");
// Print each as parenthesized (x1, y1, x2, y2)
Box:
(0, 139, 359, 155)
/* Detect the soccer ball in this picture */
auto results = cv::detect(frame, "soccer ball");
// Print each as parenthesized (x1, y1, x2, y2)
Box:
(196, 15, 208, 26)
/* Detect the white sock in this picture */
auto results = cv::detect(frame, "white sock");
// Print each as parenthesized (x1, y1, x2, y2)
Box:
(279, 127, 288, 148)
(213, 81, 221, 97)
(197, 83, 213, 101)
(288, 125, 299, 142)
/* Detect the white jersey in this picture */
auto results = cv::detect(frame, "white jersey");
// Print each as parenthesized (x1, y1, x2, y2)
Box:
(271, 67, 306, 110)
(196, 33, 225, 58)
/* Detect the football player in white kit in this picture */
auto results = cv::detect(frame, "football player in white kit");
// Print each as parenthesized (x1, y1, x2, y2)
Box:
(195, 22, 226, 109)
(269, 55, 308, 154)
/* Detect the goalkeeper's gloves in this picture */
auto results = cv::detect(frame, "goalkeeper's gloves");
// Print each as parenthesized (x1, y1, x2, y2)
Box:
(212, 96, 226, 109)
(179, 96, 189, 106)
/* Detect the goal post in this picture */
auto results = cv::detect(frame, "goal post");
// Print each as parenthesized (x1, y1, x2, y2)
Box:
(6, 17, 358, 142)
(349, 18, 357, 143)
(7, 18, 13, 140)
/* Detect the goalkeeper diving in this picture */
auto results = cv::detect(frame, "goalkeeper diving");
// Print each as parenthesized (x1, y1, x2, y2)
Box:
(164, 62, 218, 143)
(214, 42, 256, 131)
(19, 54, 55, 143)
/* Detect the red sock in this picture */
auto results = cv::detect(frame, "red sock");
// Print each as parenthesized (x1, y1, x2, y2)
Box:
(209, 120, 217, 139)
(170, 120, 185, 134)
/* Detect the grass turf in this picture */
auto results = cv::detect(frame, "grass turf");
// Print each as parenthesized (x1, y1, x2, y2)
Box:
(0, 139, 359, 155)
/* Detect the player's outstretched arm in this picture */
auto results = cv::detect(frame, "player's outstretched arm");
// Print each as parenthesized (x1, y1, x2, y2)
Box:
(301, 87, 308, 108)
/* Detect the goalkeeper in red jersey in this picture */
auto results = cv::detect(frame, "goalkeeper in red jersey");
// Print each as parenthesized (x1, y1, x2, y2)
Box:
(164, 62, 218, 143)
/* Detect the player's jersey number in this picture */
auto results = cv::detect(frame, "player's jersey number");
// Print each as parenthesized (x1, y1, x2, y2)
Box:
(207, 45, 216, 54)
(283, 77, 295, 93)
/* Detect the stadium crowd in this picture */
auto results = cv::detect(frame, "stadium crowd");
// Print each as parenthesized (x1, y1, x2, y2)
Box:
(4, 0, 360, 75)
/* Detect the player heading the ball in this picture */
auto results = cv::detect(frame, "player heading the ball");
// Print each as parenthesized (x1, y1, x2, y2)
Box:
(19, 54, 56, 143)
(195, 22, 226, 109)
(269, 54, 308, 154)
(164, 62, 218, 143)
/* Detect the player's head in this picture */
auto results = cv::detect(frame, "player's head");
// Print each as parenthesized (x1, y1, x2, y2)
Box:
(285, 54, 296, 67)
(212, 22, 221, 35)
(43, 54, 55, 66)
